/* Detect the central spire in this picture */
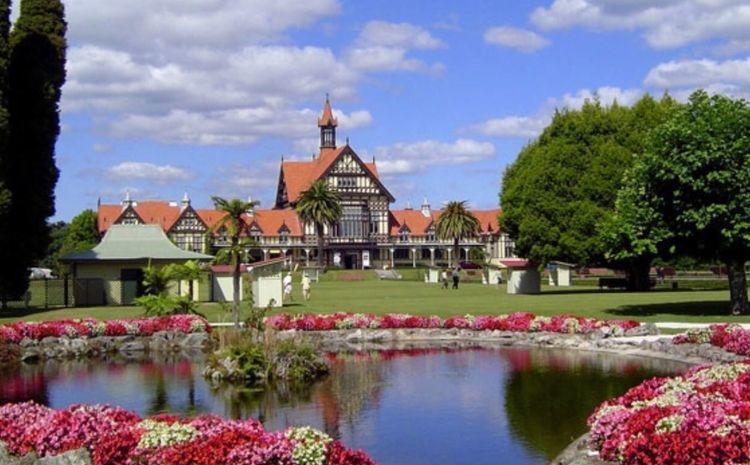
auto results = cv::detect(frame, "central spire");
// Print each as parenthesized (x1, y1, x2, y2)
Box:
(318, 94, 337, 149)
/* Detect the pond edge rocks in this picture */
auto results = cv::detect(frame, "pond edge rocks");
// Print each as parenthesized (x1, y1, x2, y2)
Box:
(11, 331, 211, 363)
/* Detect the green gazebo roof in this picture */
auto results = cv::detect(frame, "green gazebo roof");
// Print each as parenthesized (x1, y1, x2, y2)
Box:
(61, 224, 213, 262)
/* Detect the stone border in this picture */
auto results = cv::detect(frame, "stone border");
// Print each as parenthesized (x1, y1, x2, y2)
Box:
(5, 331, 211, 364)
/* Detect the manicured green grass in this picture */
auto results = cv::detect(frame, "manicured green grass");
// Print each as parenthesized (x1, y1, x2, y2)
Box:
(0, 274, 746, 324)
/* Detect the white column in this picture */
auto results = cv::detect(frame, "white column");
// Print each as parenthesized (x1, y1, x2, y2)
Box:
(429, 248, 435, 266)
(411, 248, 417, 268)
(304, 248, 310, 266)
(463, 247, 471, 262)
(263, 249, 269, 261)
(446, 248, 452, 267)
(389, 248, 395, 268)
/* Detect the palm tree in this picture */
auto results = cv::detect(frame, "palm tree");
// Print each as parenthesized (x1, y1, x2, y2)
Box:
(435, 201, 480, 267)
(169, 260, 202, 301)
(212, 196, 260, 329)
(295, 180, 342, 268)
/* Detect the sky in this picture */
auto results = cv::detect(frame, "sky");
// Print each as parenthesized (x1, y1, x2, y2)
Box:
(45, 0, 750, 220)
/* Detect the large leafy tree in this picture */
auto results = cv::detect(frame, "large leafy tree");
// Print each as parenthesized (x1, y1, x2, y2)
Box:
(212, 196, 259, 328)
(626, 91, 750, 314)
(0, 0, 66, 302)
(500, 95, 677, 285)
(295, 180, 342, 268)
(435, 200, 480, 266)
(59, 209, 98, 255)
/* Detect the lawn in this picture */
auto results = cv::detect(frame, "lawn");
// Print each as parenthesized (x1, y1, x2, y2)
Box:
(0, 273, 747, 324)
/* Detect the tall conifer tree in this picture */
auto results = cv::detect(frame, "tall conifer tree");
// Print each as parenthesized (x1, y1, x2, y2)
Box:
(0, 0, 66, 301)
(0, 0, 14, 304)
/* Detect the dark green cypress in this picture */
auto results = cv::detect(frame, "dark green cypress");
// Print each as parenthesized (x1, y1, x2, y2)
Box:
(0, 0, 66, 302)
(0, 0, 13, 304)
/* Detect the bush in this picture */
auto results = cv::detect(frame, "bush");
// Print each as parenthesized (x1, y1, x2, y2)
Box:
(204, 335, 328, 386)
(135, 295, 203, 317)
(272, 340, 329, 383)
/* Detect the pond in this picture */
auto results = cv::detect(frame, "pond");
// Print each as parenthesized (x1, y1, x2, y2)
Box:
(0, 347, 686, 465)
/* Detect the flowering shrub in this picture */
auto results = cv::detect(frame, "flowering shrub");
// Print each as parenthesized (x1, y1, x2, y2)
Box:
(674, 324, 750, 356)
(0, 315, 211, 345)
(266, 312, 639, 335)
(587, 360, 750, 465)
(0, 401, 375, 465)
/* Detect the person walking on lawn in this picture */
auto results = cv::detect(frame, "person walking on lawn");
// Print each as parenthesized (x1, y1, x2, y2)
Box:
(441, 269, 449, 289)
(301, 274, 312, 301)
(452, 266, 460, 289)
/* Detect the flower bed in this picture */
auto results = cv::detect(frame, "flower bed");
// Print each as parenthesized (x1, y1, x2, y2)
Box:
(0, 401, 375, 465)
(266, 312, 640, 335)
(0, 315, 211, 345)
(674, 324, 750, 356)
(587, 360, 750, 465)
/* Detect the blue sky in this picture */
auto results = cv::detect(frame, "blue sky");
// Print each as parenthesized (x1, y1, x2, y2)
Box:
(51, 0, 750, 220)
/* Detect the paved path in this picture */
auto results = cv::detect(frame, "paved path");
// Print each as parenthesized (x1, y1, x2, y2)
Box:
(655, 322, 750, 329)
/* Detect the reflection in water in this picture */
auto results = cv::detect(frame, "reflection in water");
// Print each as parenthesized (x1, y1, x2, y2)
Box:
(0, 347, 686, 465)
(501, 348, 686, 459)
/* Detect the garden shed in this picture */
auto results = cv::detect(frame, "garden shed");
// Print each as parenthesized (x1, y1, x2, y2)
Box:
(500, 259, 541, 295)
(548, 261, 574, 287)
(248, 258, 287, 308)
(210, 264, 249, 302)
(424, 266, 441, 284)
(61, 224, 213, 306)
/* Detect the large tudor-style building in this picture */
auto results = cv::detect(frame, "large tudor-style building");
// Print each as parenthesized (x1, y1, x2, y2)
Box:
(97, 98, 515, 269)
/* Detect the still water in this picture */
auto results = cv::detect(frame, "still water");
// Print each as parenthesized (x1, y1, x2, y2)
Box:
(0, 347, 686, 465)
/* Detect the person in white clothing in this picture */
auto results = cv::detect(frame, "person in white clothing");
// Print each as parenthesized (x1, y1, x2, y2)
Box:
(301, 274, 311, 301)
(283, 272, 293, 302)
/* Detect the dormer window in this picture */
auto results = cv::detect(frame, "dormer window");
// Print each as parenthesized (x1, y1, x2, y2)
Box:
(399, 228, 410, 242)
(249, 226, 262, 241)
(279, 230, 289, 244)
(426, 227, 436, 242)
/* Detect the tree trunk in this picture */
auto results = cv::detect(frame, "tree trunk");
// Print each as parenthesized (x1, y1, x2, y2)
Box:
(627, 256, 652, 292)
(727, 257, 749, 315)
(232, 238, 241, 329)
(453, 237, 460, 267)
(316, 222, 325, 268)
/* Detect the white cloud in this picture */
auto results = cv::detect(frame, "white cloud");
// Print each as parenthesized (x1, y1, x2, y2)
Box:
(111, 106, 372, 145)
(67, 0, 342, 54)
(645, 57, 750, 88)
(468, 115, 548, 138)
(466, 86, 644, 139)
(106, 162, 193, 184)
(62, 7, 441, 147)
(531, 0, 750, 50)
(345, 21, 444, 74)
(356, 21, 444, 49)
(483, 27, 550, 53)
(374, 139, 495, 175)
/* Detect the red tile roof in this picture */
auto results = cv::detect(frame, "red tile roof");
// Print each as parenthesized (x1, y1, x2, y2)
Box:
(98, 202, 304, 237)
(280, 145, 387, 203)
(389, 208, 502, 236)
(472, 209, 502, 234)
(389, 209, 435, 236)
(318, 97, 337, 127)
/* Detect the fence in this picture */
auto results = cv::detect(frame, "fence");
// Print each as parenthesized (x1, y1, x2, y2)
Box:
(1, 277, 72, 309)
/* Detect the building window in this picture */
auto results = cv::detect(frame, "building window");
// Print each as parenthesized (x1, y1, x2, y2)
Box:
(426, 228, 436, 242)
(399, 230, 410, 242)
(337, 177, 356, 188)
(279, 231, 289, 244)
(249, 227, 262, 242)
(334, 203, 369, 238)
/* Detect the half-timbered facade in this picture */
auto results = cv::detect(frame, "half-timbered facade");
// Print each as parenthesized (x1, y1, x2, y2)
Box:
(96, 97, 515, 268)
